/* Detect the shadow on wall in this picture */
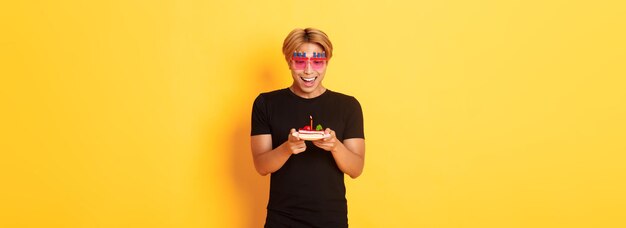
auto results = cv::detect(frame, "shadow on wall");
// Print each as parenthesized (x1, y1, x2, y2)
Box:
(229, 44, 284, 227)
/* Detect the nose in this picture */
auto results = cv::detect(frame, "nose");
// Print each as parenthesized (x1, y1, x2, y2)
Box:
(304, 61, 313, 74)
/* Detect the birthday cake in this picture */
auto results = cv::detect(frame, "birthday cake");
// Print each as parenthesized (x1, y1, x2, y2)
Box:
(292, 116, 330, 141)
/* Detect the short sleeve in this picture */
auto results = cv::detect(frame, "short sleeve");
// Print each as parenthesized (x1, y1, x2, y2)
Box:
(343, 96, 364, 139)
(251, 94, 271, 136)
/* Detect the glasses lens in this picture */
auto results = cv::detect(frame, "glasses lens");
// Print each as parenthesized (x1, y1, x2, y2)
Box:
(293, 59, 307, 70)
(311, 60, 326, 69)
(292, 58, 326, 70)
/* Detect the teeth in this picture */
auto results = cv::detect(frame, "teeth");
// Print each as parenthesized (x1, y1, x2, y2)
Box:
(302, 77, 315, 82)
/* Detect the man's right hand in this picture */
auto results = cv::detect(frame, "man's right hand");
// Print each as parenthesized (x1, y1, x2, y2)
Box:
(284, 128, 306, 154)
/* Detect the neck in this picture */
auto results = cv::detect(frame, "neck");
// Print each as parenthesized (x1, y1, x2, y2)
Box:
(289, 85, 326, 99)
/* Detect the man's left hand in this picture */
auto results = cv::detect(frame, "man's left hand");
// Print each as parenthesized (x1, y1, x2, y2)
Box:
(312, 128, 340, 152)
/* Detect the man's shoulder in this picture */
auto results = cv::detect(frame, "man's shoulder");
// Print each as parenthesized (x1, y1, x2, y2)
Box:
(254, 88, 290, 103)
(258, 88, 289, 98)
(327, 90, 360, 104)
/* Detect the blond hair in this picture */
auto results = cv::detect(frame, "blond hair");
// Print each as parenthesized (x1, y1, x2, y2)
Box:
(282, 28, 333, 64)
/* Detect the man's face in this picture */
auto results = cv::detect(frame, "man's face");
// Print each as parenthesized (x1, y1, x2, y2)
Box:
(289, 43, 327, 96)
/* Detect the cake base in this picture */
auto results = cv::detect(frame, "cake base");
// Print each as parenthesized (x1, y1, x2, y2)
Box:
(292, 131, 331, 141)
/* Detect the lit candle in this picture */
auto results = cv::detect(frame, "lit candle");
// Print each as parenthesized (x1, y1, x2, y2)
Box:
(310, 115, 313, 129)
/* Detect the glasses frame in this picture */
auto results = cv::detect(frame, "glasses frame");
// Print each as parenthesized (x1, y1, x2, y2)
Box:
(290, 57, 328, 70)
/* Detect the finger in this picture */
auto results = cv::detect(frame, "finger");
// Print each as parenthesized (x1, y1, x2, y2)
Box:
(312, 141, 326, 147)
(313, 143, 329, 151)
(293, 145, 305, 153)
(323, 128, 333, 141)
(294, 146, 306, 154)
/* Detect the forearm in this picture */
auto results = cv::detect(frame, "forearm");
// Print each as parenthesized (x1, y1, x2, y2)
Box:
(253, 143, 292, 176)
(330, 143, 365, 178)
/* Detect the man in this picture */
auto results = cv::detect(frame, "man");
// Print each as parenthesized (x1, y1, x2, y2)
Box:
(251, 27, 365, 227)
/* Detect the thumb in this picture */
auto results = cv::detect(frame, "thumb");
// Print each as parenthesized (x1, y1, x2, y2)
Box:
(289, 128, 300, 141)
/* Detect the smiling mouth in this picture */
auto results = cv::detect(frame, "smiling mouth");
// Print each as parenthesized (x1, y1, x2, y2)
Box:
(301, 77, 316, 82)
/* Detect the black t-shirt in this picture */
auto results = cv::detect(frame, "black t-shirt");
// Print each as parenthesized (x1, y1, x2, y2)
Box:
(251, 88, 364, 227)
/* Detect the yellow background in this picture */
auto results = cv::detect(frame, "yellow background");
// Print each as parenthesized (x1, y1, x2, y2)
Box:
(1, 0, 625, 227)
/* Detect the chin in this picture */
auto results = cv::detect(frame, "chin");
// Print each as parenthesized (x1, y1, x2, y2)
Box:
(299, 84, 318, 93)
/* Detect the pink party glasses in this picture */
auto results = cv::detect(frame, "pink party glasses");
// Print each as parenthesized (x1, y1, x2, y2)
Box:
(291, 51, 327, 70)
